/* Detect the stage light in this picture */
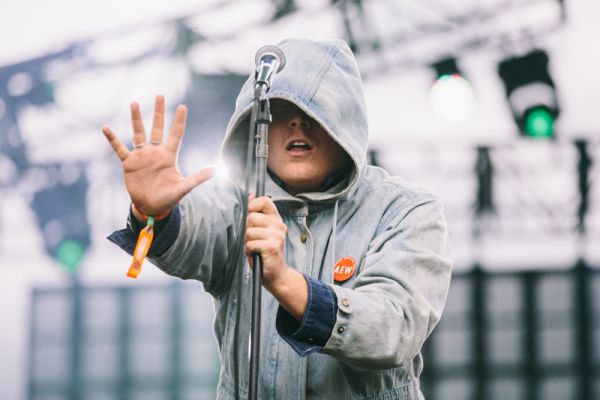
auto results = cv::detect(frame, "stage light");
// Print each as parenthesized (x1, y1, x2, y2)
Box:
(524, 106, 554, 138)
(32, 164, 90, 274)
(428, 57, 474, 123)
(55, 239, 85, 273)
(498, 49, 559, 139)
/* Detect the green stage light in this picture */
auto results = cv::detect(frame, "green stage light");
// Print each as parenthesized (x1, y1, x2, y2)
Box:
(497, 49, 559, 139)
(524, 107, 554, 138)
(55, 239, 85, 273)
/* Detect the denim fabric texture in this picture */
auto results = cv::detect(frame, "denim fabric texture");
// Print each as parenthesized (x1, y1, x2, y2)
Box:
(109, 38, 452, 399)
(110, 209, 339, 352)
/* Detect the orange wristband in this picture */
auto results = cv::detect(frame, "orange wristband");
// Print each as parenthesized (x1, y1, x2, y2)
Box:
(132, 203, 171, 222)
(127, 220, 154, 279)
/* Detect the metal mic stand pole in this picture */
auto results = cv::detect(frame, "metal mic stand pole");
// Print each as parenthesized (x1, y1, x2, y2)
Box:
(248, 83, 271, 400)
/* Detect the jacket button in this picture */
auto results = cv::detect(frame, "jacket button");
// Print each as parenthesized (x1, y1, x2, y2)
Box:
(337, 326, 345, 334)
(341, 298, 350, 307)
(306, 337, 314, 343)
(300, 233, 308, 243)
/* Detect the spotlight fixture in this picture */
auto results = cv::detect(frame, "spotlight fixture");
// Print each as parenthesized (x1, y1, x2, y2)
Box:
(497, 49, 559, 139)
(428, 57, 474, 123)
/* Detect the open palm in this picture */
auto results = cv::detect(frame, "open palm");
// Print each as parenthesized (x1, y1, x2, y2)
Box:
(102, 95, 213, 217)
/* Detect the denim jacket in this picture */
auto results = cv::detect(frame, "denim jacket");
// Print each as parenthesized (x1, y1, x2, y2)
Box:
(111, 38, 452, 399)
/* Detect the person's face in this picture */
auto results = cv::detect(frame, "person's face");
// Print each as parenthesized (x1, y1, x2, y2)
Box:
(267, 99, 350, 195)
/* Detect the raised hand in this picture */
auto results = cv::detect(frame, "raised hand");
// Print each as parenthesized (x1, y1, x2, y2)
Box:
(102, 95, 213, 217)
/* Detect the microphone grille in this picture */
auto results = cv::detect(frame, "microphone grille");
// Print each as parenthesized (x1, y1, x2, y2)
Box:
(255, 45, 286, 73)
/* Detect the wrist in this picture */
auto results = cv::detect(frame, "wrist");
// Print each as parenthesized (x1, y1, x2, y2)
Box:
(131, 203, 171, 222)
(264, 265, 292, 294)
(267, 267, 308, 321)
(131, 204, 146, 222)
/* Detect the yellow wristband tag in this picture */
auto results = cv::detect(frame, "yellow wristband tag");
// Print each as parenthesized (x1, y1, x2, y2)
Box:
(127, 217, 154, 279)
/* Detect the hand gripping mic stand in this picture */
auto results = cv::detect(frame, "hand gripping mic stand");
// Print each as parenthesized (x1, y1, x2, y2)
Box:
(247, 45, 285, 400)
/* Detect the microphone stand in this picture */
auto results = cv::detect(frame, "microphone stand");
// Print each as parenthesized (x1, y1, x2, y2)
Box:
(248, 82, 271, 400)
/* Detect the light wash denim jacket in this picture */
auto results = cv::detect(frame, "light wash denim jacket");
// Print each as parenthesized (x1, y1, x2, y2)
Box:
(142, 38, 452, 399)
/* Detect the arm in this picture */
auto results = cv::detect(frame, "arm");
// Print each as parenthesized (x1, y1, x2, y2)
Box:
(109, 179, 245, 295)
(322, 197, 452, 370)
(244, 195, 308, 318)
(245, 196, 337, 355)
(104, 96, 251, 294)
(149, 182, 245, 295)
(246, 195, 451, 368)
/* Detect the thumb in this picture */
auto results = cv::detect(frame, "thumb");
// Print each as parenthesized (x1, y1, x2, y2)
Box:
(178, 166, 215, 196)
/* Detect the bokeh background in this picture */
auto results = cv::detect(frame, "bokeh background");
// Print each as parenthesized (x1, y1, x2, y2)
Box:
(1, 0, 599, 399)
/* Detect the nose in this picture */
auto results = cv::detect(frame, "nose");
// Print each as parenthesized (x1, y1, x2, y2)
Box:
(288, 113, 311, 131)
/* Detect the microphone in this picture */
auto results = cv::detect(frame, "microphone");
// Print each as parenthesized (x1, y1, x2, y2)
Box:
(254, 45, 286, 91)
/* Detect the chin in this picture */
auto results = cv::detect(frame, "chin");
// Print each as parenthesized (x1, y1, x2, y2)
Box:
(285, 177, 324, 194)
(272, 165, 325, 191)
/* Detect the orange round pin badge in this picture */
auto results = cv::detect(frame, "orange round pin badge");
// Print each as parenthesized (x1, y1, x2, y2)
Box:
(334, 256, 356, 282)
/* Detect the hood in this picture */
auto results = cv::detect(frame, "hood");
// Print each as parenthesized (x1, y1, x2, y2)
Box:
(221, 38, 369, 201)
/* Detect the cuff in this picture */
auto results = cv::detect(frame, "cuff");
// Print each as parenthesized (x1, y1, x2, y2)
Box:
(107, 205, 181, 257)
(276, 274, 337, 356)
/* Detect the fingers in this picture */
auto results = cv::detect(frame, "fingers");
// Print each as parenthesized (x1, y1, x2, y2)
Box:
(102, 126, 130, 161)
(178, 166, 215, 197)
(245, 226, 286, 243)
(244, 197, 287, 277)
(109, 96, 187, 157)
(245, 196, 286, 244)
(246, 212, 286, 231)
(248, 196, 279, 216)
(244, 237, 284, 262)
(130, 102, 146, 147)
(245, 239, 274, 258)
(150, 95, 165, 145)
(166, 104, 188, 153)
(244, 227, 286, 266)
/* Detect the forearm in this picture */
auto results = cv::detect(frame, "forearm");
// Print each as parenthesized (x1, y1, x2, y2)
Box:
(273, 272, 339, 356)
(151, 189, 244, 292)
(109, 181, 244, 295)
(265, 266, 308, 320)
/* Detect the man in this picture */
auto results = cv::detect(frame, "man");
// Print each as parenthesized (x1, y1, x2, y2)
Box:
(104, 38, 452, 399)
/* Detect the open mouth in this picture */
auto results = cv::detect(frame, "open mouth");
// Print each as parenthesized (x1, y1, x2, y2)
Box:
(286, 140, 313, 152)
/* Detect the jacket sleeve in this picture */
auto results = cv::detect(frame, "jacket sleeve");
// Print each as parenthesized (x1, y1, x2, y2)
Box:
(108, 204, 182, 258)
(146, 179, 245, 296)
(275, 274, 338, 355)
(322, 196, 452, 370)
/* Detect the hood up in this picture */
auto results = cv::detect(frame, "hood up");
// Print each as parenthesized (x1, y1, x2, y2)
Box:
(221, 38, 369, 201)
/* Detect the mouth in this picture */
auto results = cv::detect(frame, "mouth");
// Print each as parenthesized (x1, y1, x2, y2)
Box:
(285, 140, 313, 154)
